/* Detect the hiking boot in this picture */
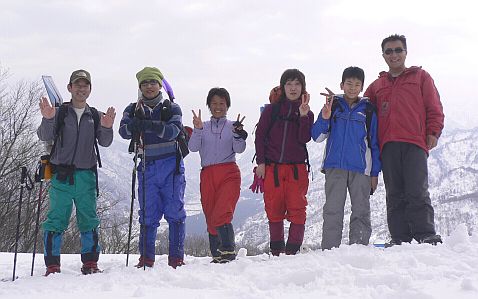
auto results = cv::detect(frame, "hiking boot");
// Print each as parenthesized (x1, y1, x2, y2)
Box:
(135, 256, 154, 268)
(168, 256, 185, 269)
(420, 234, 443, 245)
(81, 261, 102, 275)
(384, 239, 402, 248)
(210, 256, 222, 263)
(218, 250, 236, 263)
(44, 265, 61, 276)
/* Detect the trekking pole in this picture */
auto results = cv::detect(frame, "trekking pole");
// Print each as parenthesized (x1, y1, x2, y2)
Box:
(13, 166, 33, 281)
(31, 155, 50, 275)
(141, 132, 147, 271)
(126, 138, 139, 267)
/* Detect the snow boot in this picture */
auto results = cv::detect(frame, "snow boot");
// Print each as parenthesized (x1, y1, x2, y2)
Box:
(384, 239, 403, 248)
(81, 261, 102, 275)
(419, 234, 442, 245)
(44, 264, 61, 276)
(168, 256, 185, 269)
(216, 223, 236, 263)
(209, 233, 222, 263)
(269, 221, 285, 256)
(135, 256, 155, 268)
(285, 223, 305, 255)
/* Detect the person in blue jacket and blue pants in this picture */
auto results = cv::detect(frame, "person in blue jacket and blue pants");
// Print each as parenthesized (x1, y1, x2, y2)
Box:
(311, 66, 381, 250)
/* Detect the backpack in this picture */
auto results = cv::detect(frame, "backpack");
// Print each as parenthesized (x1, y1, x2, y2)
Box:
(129, 100, 192, 173)
(253, 86, 311, 182)
(329, 97, 376, 149)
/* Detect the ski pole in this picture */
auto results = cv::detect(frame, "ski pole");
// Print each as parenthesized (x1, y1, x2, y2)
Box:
(13, 166, 33, 281)
(141, 133, 147, 271)
(31, 155, 50, 275)
(126, 139, 139, 267)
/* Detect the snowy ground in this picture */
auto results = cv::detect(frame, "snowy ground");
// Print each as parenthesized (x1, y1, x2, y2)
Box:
(1, 224, 477, 299)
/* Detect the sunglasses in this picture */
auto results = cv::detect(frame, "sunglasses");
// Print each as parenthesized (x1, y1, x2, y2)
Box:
(383, 47, 406, 55)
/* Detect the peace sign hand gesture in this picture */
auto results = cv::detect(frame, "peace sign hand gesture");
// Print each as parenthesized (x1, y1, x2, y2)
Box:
(320, 87, 335, 120)
(233, 114, 246, 131)
(233, 114, 248, 140)
(299, 93, 310, 117)
(192, 109, 203, 129)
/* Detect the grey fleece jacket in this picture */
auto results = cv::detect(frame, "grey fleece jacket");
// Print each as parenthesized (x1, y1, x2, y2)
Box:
(37, 104, 113, 169)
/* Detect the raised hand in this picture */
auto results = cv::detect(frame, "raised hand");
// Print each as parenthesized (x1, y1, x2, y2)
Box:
(233, 113, 248, 140)
(101, 107, 116, 128)
(233, 114, 246, 131)
(192, 109, 203, 129)
(39, 96, 56, 119)
(299, 93, 310, 116)
(320, 87, 335, 120)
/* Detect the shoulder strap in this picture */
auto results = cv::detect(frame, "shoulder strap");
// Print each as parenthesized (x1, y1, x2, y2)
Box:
(50, 103, 69, 158)
(89, 106, 102, 168)
(328, 97, 342, 132)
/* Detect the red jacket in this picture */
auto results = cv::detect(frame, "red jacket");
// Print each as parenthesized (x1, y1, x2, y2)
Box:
(364, 66, 444, 154)
(255, 99, 314, 165)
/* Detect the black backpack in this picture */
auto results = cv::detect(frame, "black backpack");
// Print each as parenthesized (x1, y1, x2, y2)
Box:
(329, 97, 376, 149)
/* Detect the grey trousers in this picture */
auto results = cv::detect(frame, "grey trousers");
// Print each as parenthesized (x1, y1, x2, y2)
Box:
(321, 168, 372, 250)
(381, 142, 436, 242)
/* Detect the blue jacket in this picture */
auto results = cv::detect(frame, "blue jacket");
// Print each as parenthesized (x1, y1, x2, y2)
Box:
(119, 97, 183, 161)
(311, 96, 381, 177)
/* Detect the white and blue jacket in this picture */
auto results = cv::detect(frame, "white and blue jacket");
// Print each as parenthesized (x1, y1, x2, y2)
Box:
(311, 95, 381, 177)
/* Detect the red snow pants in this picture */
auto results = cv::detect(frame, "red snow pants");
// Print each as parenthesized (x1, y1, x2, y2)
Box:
(263, 163, 308, 224)
(200, 162, 241, 235)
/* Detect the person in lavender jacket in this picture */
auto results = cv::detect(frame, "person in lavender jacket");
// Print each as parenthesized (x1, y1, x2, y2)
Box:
(188, 87, 247, 263)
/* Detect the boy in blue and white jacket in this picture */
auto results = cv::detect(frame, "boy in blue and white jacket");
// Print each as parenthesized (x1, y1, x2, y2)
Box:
(311, 67, 381, 250)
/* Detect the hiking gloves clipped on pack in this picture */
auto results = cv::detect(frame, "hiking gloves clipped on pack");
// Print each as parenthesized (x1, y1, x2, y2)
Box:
(232, 120, 248, 140)
(249, 166, 264, 193)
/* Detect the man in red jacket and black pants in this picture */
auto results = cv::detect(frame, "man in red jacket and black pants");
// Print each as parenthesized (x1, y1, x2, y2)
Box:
(364, 34, 445, 246)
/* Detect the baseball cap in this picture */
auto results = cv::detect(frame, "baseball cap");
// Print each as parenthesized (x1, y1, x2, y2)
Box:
(70, 69, 91, 84)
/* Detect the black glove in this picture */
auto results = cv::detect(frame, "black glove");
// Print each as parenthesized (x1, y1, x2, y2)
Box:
(128, 118, 153, 134)
(233, 121, 248, 140)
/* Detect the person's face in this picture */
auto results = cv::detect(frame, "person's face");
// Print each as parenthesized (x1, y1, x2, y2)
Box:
(340, 78, 363, 102)
(67, 79, 91, 103)
(140, 80, 161, 99)
(209, 95, 228, 118)
(284, 79, 302, 101)
(382, 40, 407, 73)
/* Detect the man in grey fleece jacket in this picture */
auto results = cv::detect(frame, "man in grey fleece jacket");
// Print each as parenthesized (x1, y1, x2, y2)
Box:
(37, 69, 116, 276)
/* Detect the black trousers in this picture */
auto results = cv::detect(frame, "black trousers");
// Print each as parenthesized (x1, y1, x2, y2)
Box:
(381, 142, 436, 242)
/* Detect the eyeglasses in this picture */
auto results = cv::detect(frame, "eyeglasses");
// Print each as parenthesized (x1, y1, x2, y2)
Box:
(383, 47, 406, 55)
(140, 80, 159, 87)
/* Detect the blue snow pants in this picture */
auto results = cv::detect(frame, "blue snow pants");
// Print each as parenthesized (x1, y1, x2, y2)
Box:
(137, 156, 186, 260)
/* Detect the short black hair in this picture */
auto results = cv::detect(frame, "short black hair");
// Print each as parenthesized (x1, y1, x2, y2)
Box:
(381, 34, 407, 51)
(279, 69, 306, 100)
(206, 87, 231, 108)
(342, 66, 365, 86)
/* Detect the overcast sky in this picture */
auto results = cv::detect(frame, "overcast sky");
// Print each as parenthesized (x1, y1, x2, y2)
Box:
(1, 0, 476, 135)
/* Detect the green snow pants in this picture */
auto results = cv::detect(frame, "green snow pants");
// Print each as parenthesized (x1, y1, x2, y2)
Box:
(42, 169, 99, 233)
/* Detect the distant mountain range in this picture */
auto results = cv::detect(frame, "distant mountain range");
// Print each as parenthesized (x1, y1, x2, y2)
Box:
(98, 127, 478, 249)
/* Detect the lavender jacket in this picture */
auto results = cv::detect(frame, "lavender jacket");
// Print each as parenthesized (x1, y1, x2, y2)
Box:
(188, 116, 247, 168)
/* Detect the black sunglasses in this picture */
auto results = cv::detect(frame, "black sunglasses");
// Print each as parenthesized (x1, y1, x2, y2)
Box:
(383, 47, 406, 55)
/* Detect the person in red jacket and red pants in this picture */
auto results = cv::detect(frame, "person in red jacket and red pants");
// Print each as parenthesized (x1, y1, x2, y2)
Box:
(254, 69, 314, 256)
(364, 34, 445, 246)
